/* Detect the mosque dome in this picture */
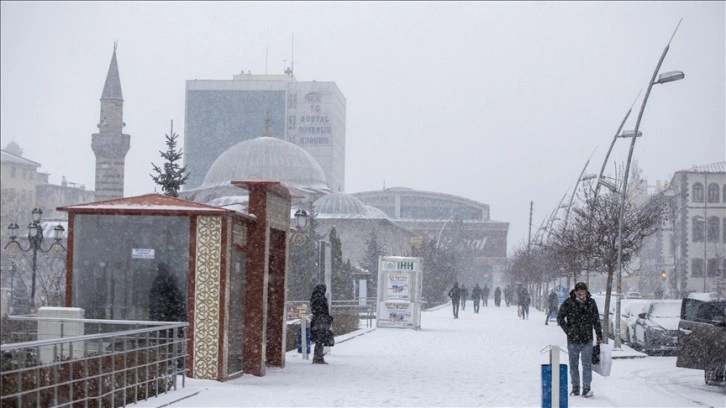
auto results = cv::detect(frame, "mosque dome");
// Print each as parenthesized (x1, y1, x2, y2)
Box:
(314, 192, 389, 219)
(5, 141, 23, 156)
(201, 137, 330, 193)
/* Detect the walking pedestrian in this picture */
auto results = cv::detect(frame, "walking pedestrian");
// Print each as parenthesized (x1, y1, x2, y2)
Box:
(519, 288, 530, 319)
(448, 282, 461, 318)
(482, 285, 490, 307)
(471, 284, 482, 313)
(310, 283, 334, 364)
(504, 285, 512, 307)
(545, 288, 558, 325)
(460, 284, 468, 311)
(557, 282, 603, 398)
(494, 287, 502, 307)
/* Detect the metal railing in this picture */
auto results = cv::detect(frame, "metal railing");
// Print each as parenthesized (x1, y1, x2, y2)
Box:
(1, 315, 187, 408)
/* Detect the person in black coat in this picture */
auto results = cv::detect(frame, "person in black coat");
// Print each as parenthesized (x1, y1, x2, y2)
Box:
(494, 287, 502, 307)
(310, 284, 333, 364)
(471, 284, 483, 313)
(557, 282, 603, 398)
(519, 288, 531, 319)
(448, 282, 461, 318)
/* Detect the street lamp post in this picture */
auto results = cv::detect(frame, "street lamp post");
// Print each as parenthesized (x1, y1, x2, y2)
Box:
(4, 208, 66, 311)
(614, 20, 684, 349)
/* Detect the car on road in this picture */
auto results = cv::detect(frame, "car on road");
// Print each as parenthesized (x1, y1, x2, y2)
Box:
(677, 296, 726, 385)
(625, 291, 643, 299)
(631, 299, 681, 355)
(610, 299, 648, 344)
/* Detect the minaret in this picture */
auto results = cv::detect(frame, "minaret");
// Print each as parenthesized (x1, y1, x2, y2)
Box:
(91, 42, 130, 202)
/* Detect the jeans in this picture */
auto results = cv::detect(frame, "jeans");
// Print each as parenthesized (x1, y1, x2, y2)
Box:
(567, 341, 593, 390)
(451, 300, 460, 318)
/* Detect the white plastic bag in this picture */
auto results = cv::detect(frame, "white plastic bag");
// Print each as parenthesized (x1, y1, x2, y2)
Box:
(592, 342, 612, 376)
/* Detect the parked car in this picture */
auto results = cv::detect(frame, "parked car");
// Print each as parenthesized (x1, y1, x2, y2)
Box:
(677, 297, 726, 385)
(631, 300, 681, 355)
(625, 292, 643, 299)
(591, 294, 617, 336)
(610, 299, 648, 344)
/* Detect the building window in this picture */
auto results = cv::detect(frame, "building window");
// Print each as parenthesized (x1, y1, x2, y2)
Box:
(287, 93, 297, 109)
(707, 183, 720, 203)
(691, 259, 704, 278)
(288, 114, 296, 130)
(692, 216, 705, 242)
(708, 258, 720, 278)
(723, 184, 726, 203)
(692, 182, 704, 203)
(11, 166, 16, 177)
(22, 167, 28, 180)
(723, 218, 726, 242)
(707, 216, 720, 242)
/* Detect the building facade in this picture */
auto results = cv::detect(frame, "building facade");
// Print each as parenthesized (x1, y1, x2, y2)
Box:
(184, 73, 346, 193)
(352, 187, 509, 289)
(668, 161, 726, 295)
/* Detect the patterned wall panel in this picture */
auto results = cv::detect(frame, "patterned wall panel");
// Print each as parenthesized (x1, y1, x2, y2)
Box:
(193, 215, 223, 379)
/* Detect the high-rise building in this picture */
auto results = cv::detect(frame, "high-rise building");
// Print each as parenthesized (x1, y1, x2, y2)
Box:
(91, 45, 130, 202)
(184, 73, 346, 193)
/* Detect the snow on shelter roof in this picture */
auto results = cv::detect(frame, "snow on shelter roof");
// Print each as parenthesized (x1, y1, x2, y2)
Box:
(57, 193, 235, 216)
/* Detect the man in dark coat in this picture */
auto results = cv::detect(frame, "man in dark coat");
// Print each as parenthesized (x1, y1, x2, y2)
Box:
(448, 282, 461, 318)
(504, 285, 512, 307)
(557, 282, 603, 398)
(471, 284, 483, 313)
(310, 284, 333, 364)
(149, 263, 185, 322)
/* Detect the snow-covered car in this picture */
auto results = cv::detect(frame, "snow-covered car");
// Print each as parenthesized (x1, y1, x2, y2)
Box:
(625, 292, 642, 299)
(631, 300, 681, 355)
(677, 297, 726, 385)
(610, 299, 648, 344)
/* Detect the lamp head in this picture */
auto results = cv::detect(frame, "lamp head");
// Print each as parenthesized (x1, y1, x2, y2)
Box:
(655, 70, 685, 84)
(294, 209, 308, 229)
(31, 208, 42, 223)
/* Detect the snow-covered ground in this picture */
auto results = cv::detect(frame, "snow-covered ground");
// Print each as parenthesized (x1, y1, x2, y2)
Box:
(138, 301, 725, 407)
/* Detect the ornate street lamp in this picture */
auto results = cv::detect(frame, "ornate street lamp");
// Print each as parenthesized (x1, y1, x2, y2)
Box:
(4, 208, 67, 311)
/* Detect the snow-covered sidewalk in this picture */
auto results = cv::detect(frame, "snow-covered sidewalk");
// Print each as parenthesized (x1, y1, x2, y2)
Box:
(138, 301, 724, 407)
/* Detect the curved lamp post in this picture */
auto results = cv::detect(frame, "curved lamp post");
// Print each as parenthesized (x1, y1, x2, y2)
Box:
(614, 20, 684, 349)
(4, 208, 66, 311)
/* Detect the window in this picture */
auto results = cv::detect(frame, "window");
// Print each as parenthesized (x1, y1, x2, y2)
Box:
(692, 216, 705, 242)
(707, 258, 720, 278)
(287, 93, 297, 109)
(723, 218, 726, 242)
(691, 259, 704, 278)
(723, 185, 726, 203)
(11, 166, 16, 177)
(707, 183, 720, 203)
(692, 183, 704, 203)
(707, 216, 720, 242)
(288, 114, 296, 130)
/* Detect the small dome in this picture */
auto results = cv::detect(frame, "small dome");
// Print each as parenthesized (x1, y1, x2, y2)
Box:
(5, 141, 22, 156)
(314, 192, 389, 219)
(202, 137, 329, 193)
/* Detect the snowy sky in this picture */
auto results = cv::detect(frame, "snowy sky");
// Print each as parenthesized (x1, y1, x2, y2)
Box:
(1, 2, 724, 254)
(133, 302, 725, 407)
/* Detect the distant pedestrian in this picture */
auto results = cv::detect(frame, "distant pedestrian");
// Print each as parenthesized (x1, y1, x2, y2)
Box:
(471, 284, 483, 313)
(504, 285, 512, 307)
(460, 284, 468, 311)
(519, 288, 530, 319)
(482, 285, 490, 307)
(545, 288, 558, 325)
(494, 287, 502, 307)
(557, 282, 603, 398)
(448, 282, 461, 318)
(310, 284, 334, 364)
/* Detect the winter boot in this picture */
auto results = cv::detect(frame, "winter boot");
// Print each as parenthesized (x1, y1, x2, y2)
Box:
(570, 386, 580, 396)
(582, 388, 593, 398)
(312, 356, 327, 364)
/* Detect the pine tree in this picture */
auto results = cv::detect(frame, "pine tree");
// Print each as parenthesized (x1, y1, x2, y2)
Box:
(329, 227, 352, 300)
(361, 228, 385, 296)
(150, 120, 189, 197)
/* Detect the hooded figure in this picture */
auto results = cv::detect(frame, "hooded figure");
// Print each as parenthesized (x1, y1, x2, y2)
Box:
(310, 284, 333, 364)
(149, 262, 185, 322)
(448, 282, 461, 318)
